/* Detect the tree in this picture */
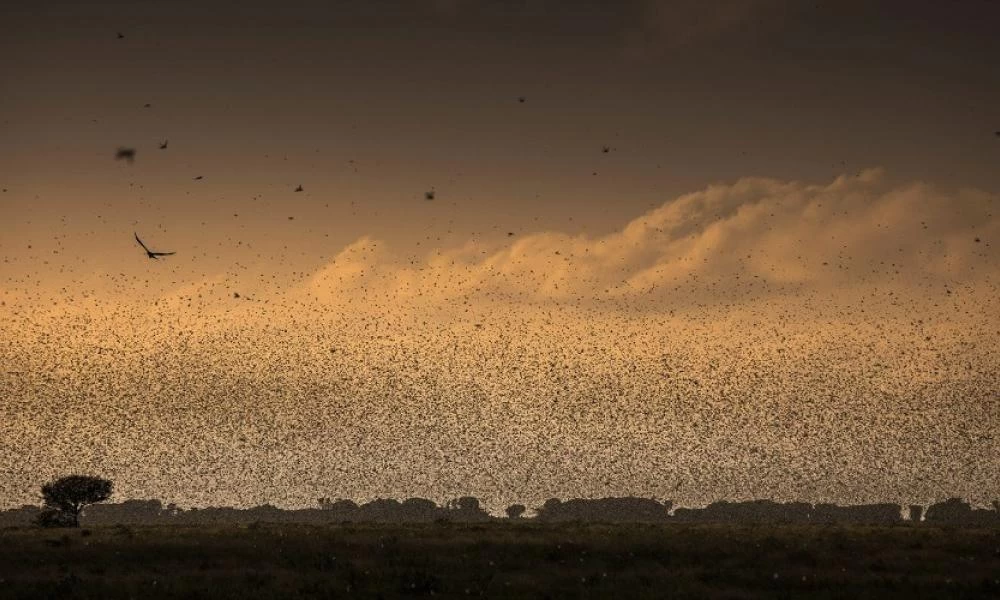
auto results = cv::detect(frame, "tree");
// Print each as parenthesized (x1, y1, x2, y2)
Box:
(40, 475, 113, 527)
(505, 504, 526, 519)
(448, 496, 480, 512)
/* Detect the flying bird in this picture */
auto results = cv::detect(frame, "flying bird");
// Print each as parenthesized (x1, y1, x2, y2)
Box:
(518, 96, 526, 103)
(425, 189, 435, 201)
(134, 233, 175, 259)
(295, 184, 303, 192)
(115, 147, 136, 163)
(193, 175, 203, 180)
(159, 140, 168, 150)
(995, 131, 1000, 137)
(602, 145, 611, 153)
(116, 32, 125, 39)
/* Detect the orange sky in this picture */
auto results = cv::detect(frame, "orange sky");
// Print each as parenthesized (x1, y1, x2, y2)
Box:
(1, 0, 999, 511)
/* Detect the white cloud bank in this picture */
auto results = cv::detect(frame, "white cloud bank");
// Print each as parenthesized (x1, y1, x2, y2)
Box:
(300, 169, 998, 321)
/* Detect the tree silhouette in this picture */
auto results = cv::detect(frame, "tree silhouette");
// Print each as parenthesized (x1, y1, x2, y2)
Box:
(505, 504, 526, 519)
(39, 475, 113, 527)
(449, 497, 481, 512)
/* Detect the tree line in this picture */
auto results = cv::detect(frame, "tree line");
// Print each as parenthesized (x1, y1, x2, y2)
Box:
(4, 475, 999, 529)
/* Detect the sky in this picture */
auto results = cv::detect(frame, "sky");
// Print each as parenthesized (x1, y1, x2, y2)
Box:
(1, 0, 998, 512)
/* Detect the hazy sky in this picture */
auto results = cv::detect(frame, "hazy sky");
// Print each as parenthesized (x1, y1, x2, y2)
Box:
(1, 1, 998, 512)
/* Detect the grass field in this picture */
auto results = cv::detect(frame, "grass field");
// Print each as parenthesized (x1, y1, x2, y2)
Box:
(0, 522, 997, 599)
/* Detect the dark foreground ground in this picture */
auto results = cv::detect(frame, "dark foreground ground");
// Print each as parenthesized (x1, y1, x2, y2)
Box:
(0, 522, 998, 599)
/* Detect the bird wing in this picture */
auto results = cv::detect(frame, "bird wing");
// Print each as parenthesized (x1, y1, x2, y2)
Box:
(151, 251, 175, 257)
(134, 233, 151, 253)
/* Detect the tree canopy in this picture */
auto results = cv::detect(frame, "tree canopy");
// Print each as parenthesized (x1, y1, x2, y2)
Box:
(39, 475, 113, 527)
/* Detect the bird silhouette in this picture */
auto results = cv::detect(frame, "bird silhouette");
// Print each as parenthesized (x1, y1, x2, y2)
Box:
(295, 184, 303, 192)
(134, 233, 175, 259)
(194, 175, 203, 180)
(115, 147, 136, 163)
(116, 32, 124, 39)
(518, 96, 526, 103)
(425, 189, 435, 201)
(995, 131, 1000, 138)
(602, 145, 611, 153)
(159, 140, 168, 150)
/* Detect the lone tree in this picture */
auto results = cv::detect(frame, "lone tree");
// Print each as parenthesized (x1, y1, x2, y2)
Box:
(505, 504, 526, 519)
(39, 475, 113, 527)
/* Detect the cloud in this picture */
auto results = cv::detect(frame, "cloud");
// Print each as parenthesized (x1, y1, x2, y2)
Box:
(4, 170, 994, 329)
(298, 169, 999, 320)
